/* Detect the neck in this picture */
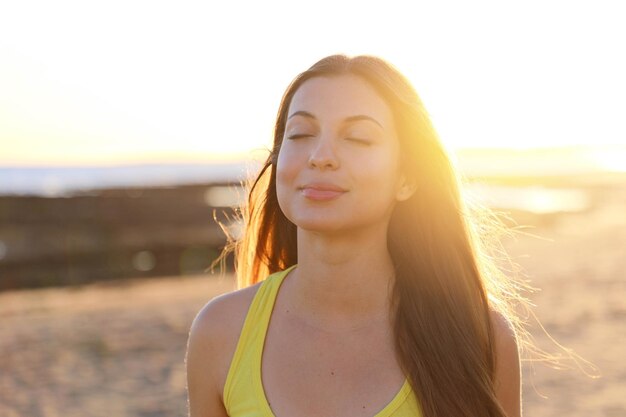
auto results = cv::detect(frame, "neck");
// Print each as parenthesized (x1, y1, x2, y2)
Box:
(284, 222, 396, 331)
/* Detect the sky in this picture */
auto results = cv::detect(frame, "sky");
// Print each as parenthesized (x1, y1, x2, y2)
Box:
(0, 0, 624, 166)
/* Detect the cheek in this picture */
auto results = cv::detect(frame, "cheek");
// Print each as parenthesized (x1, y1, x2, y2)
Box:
(355, 150, 399, 193)
(275, 146, 301, 213)
(275, 145, 299, 186)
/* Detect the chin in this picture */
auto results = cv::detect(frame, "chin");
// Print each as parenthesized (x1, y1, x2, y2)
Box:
(288, 215, 347, 233)
(299, 224, 344, 233)
(293, 215, 375, 236)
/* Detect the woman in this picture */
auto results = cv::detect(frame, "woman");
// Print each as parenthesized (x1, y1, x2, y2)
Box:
(186, 53, 524, 417)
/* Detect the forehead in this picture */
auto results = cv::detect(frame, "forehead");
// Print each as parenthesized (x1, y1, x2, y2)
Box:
(287, 74, 394, 128)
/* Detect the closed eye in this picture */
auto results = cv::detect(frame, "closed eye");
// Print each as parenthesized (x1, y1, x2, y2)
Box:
(346, 137, 372, 145)
(287, 134, 312, 140)
(287, 134, 371, 145)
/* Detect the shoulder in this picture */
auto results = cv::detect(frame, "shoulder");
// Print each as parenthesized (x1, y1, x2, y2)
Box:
(489, 309, 518, 352)
(489, 308, 522, 417)
(185, 281, 264, 413)
(189, 280, 263, 345)
(187, 280, 264, 366)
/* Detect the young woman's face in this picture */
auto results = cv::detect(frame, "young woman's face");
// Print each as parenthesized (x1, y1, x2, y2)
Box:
(276, 74, 411, 234)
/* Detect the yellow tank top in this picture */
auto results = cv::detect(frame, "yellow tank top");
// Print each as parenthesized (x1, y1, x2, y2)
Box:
(222, 264, 424, 416)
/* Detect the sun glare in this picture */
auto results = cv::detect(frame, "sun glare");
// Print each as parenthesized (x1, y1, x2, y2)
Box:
(589, 148, 626, 173)
(0, 2, 624, 167)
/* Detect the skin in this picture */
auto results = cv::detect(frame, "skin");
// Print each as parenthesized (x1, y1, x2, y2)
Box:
(185, 74, 522, 416)
(492, 310, 523, 416)
(274, 74, 414, 329)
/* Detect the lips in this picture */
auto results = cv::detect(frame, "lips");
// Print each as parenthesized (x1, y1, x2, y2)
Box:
(300, 182, 347, 192)
(299, 182, 347, 201)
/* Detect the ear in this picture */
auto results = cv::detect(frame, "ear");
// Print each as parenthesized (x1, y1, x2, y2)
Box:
(395, 174, 417, 202)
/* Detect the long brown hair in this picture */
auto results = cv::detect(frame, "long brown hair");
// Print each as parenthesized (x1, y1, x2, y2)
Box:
(215, 53, 531, 416)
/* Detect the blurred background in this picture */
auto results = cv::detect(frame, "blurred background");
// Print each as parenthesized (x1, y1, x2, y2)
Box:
(0, 1, 624, 416)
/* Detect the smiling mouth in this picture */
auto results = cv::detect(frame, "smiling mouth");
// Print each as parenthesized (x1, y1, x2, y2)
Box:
(300, 187, 346, 201)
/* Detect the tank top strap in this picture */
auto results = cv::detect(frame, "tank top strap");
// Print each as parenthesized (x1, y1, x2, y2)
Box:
(223, 264, 298, 411)
(223, 263, 424, 416)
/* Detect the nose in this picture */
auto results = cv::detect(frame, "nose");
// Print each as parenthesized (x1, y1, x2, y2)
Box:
(308, 134, 339, 170)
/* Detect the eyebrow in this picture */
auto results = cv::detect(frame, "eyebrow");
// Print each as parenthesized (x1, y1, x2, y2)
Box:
(287, 110, 384, 129)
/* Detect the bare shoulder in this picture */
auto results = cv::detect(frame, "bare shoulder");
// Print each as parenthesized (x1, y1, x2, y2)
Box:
(489, 309, 517, 346)
(489, 309, 520, 369)
(190, 281, 263, 345)
(185, 281, 263, 417)
(188, 281, 264, 377)
(489, 308, 522, 417)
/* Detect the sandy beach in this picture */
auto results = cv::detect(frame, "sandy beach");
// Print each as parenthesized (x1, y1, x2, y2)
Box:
(1, 190, 624, 416)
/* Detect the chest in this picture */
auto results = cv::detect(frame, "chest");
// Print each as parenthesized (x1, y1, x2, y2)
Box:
(260, 309, 407, 417)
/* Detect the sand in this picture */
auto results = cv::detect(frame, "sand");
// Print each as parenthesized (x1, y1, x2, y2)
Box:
(1, 200, 624, 416)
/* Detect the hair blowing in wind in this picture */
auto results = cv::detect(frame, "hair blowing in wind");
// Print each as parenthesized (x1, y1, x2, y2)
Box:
(212, 53, 554, 417)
